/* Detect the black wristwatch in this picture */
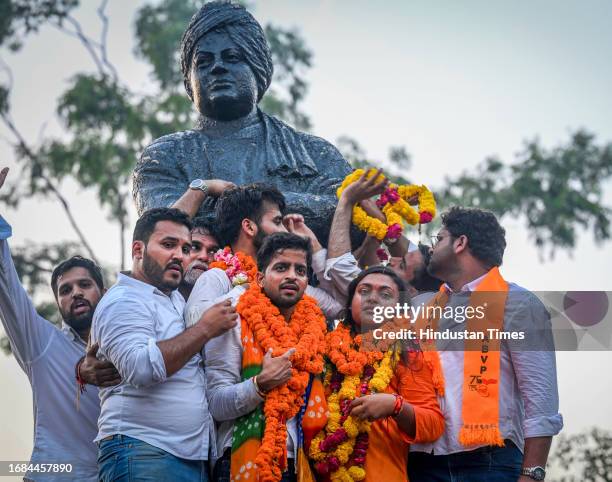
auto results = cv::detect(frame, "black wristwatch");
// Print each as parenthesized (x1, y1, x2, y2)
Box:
(521, 466, 546, 480)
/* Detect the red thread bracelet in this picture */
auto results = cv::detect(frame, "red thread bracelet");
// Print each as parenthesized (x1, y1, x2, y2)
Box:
(75, 356, 87, 394)
(392, 394, 404, 417)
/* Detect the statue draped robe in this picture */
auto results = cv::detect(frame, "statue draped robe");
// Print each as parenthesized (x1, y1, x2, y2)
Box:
(133, 109, 352, 246)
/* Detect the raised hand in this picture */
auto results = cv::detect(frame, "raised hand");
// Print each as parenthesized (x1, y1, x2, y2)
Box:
(341, 168, 388, 206)
(256, 347, 296, 392)
(197, 298, 239, 340)
(284, 213, 322, 250)
(78, 343, 122, 388)
(0, 167, 8, 190)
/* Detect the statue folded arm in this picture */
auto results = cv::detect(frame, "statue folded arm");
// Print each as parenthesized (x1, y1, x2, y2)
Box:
(133, 135, 199, 216)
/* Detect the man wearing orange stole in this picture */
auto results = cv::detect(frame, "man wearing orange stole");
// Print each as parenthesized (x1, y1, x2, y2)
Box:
(204, 232, 328, 482)
(409, 207, 563, 482)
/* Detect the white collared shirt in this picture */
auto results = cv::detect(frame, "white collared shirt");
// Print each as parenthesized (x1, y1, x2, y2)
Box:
(91, 273, 213, 461)
(443, 272, 488, 293)
(0, 216, 99, 481)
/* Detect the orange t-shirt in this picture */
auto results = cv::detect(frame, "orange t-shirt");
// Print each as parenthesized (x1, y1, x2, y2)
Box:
(362, 358, 445, 481)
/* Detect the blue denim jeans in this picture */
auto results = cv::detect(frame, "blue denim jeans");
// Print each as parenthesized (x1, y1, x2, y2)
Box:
(98, 434, 209, 482)
(408, 440, 523, 482)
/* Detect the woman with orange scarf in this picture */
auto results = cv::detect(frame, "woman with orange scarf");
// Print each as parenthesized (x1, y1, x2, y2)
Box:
(309, 266, 445, 482)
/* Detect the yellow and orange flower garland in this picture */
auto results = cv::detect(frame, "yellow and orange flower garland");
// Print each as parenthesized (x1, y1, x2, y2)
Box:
(310, 323, 400, 481)
(336, 168, 436, 241)
(237, 283, 327, 482)
(209, 247, 258, 286)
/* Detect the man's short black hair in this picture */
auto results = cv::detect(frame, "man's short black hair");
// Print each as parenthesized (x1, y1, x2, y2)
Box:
(442, 206, 506, 268)
(256, 232, 312, 273)
(413, 243, 444, 292)
(51, 256, 105, 297)
(133, 208, 193, 244)
(192, 216, 215, 236)
(215, 183, 286, 247)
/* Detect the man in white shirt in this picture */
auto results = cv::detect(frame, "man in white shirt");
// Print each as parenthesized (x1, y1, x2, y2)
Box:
(91, 207, 238, 482)
(204, 232, 326, 481)
(0, 167, 117, 481)
(186, 183, 343, 326)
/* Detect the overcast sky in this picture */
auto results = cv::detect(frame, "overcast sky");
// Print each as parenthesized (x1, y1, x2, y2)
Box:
(1, 0, 611, 474)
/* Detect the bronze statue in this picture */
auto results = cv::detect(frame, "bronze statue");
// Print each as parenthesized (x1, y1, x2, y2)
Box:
(133, 0, 352, 245)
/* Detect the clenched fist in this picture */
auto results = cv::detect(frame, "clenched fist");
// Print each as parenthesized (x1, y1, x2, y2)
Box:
(197, 298, 239, 340)
(257, 347, 296, 392)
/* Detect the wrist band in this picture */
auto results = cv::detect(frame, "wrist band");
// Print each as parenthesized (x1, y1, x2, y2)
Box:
(392, 394, 404, 417)
(75, 355, 87, 394)
(252, 376, 266, 398)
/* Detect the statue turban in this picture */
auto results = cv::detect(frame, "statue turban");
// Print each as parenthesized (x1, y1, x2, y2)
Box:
(180, 1, 273, 102)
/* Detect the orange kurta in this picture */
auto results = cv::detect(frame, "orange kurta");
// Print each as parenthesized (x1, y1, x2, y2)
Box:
(362, 358, 445, 482)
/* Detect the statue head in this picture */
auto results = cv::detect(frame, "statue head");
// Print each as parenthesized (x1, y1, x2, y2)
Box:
(180, 1, 273, 121)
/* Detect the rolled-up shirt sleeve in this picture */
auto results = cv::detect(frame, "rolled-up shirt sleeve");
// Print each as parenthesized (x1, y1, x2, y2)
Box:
(311, 248, 336, 295)
(323, 252, 361, 301)
(93, 297, 167, 388)
(507, 291, 563, 438)
(305, 285, 344, 320)
(205, 309, 263, 422)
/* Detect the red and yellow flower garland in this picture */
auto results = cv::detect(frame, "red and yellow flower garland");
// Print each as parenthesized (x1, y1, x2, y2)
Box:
(310, 324, 400, 481)
(237, 283, 327, 482)
(336, 169, 436, 241)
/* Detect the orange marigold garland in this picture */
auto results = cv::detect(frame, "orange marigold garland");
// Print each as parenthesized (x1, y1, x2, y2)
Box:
(209, 247, 257, 286)
(237, 283, 327, 482)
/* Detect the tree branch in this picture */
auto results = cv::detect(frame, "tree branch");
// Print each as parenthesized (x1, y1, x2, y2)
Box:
(53, 16, 105, 75)
(1, 113, 100, 265)
(97, 0, 119, 82)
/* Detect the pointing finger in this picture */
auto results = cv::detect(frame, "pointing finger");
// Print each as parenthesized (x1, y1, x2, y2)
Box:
(281, 348, 296, 358)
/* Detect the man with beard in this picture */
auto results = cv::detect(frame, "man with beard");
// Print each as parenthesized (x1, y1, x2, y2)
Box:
(91, 208, 238, 481)
(204, 233, 327, 481)
(388, 243, 443, 298)
(179, 217, 220, 300)
(0, 166, 115, 480)
(185, 183, 343, 326)
(408, 207, 563, 482)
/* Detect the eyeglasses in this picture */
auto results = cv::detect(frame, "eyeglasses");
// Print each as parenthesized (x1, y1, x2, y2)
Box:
(431, 235, 444, 247)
